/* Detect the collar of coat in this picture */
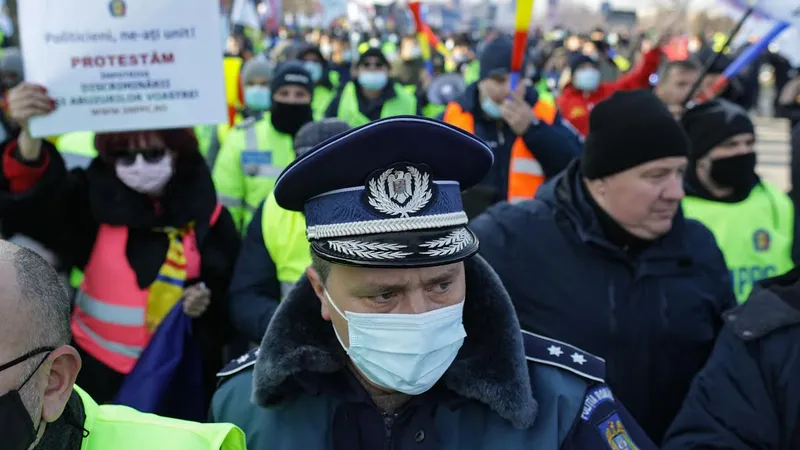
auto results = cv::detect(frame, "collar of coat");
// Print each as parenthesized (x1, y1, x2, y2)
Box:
(253, 254, 538, 430)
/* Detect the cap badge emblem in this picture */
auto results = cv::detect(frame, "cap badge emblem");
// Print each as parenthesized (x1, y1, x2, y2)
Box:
(366, 164, 434, 218)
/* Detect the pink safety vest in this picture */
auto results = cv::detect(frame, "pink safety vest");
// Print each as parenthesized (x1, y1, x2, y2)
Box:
(71, 204, 222, 374)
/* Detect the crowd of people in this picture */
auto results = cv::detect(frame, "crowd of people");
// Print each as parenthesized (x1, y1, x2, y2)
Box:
(0, 14, 799, 450)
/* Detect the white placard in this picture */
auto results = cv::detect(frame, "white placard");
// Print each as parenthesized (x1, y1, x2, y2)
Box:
(19, 0, 228, 138)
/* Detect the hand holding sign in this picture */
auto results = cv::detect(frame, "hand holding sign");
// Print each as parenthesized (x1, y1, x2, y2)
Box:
(5, 82, 55, 160)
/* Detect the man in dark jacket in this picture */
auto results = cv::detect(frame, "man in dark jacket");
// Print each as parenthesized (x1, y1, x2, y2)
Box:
(211, 116, 656, 450)
(662, 269, 800, 449)
(441, 36, 582, 218)
(469, 90, 737, 444)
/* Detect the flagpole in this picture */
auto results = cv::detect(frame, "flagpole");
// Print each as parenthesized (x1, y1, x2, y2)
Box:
(681, 6, 754, 107)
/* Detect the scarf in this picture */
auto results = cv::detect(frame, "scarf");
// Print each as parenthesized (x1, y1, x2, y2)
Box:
(145, 224, 193, 332)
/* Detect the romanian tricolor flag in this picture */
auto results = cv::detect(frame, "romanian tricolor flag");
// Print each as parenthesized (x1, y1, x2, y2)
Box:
(146, 227, 191, 333)
(408, 2, 434, 76)
(511, 0, 535, 90)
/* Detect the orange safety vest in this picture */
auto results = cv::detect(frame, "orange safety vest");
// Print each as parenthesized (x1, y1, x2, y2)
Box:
(71, 204, 222, 374)
(442, 101, 557, 203)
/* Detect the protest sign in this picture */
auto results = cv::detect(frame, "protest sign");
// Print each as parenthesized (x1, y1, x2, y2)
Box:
(19, 0, 227, 137)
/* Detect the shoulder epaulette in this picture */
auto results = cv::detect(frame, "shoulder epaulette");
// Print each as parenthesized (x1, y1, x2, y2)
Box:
(216, 348, 259, 377)
(235, 115, 261, 130)
(521, 330, 605, 383)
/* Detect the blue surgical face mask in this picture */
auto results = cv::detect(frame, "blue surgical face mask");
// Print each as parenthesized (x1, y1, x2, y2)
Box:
(325, 288, 466, 395)
(304, 61, 323, 83)
(573, 68, 601, 92)
(358, 71, 389, 91)
(244, 85, 271, 111)
(480, 96, 503, 119)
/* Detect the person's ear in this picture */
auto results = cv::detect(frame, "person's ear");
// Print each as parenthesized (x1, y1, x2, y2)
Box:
(41, 346, 81, 423)
(306, 267, 331, 321)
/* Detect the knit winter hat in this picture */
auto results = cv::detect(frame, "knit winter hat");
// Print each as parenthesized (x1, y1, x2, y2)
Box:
(357, 47, 390, 68)
(270, 60, 314, 95)
(680, 99, 755, 161)
(293, 119, 352, 157)
(581, 90, 691, 179)
(479, 36, 513, 80)
(241, 57, 273, 84)
(568, 52, 598, 74)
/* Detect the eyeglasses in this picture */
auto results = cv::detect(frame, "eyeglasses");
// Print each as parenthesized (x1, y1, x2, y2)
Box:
(110, 148, 168, 166)
(0, 347, 55, 374)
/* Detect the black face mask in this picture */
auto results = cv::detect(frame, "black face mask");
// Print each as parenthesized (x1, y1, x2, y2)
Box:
(270, 102, 313, 137)
(710, 152, 757, 190)
(0, 347, 55, 450)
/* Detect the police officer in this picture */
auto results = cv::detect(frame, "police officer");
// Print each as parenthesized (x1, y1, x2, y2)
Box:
(213, 61, 315, 231)
(0, 240, 246, 450)
(211, 116, 656, 450)
(681, 99, 796, 302)
(324, 48, 417, 127)
(662, 268, 800, 449)
(228, 118, 351, 343)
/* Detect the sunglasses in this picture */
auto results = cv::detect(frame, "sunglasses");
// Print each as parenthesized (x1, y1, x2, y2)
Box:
(110, 148, 168, 166)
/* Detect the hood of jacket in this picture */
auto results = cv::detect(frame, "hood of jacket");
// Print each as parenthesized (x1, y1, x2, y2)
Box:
(726, 269, 800, 341)
(253, 254, 538, 430)
(535, 159, 692, 260)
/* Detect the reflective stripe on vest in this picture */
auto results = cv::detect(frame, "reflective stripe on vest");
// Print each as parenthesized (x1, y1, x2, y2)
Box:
(74, 385, 247, 450)
(336, 82, 417, 127)
(75, 290, 145, 327)
(241, 118, 290, 179)
(262, 193, 311, 298)
(442, 101, 555, 202)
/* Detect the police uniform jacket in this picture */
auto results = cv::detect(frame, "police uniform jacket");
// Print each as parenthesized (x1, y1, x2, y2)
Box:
(469, 159, 737, 444)
(211, 255, 655, 450)
(663, 269, 800, 449)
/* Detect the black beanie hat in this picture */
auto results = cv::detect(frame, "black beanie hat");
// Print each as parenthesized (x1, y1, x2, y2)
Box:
(270, 60, 314, 96)
(479, 36, 513, 79)
(568, 53, 599, 74)
(680, 99, 755, 161)
(581, 90, 690, 179)
(357, 47, 389, 68)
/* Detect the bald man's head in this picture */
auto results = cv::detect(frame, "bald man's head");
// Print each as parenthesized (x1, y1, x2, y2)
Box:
(0, 240, 71, 351)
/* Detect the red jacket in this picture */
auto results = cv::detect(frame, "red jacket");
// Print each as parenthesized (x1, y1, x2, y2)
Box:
(557, 48, 664, 136)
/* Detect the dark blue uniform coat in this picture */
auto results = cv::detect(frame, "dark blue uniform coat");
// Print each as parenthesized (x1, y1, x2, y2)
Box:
(211, 256, 656, 450)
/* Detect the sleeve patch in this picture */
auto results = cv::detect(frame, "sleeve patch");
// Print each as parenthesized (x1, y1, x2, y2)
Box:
(216, 348, 259, 377)
(596, 412, 641, 450)
(581, 386, 615, 421)
(521, 329, 605, 382)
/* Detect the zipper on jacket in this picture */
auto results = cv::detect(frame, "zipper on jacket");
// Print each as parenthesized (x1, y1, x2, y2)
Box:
(383, 412, 398, 450)
(497, 125, 505, 146)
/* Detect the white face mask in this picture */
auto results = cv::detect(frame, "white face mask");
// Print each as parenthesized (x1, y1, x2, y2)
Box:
(115, 153, 174, 195)
(573, 68, 601, 92)
(325, 288, 466, 395)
